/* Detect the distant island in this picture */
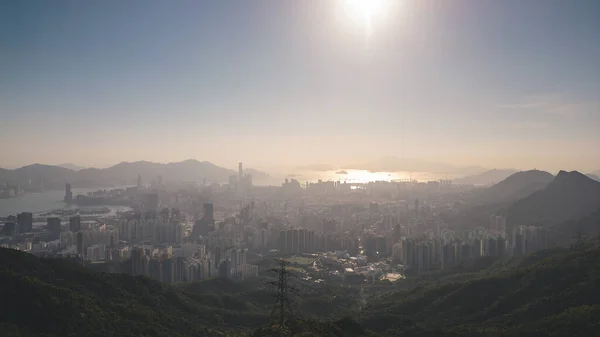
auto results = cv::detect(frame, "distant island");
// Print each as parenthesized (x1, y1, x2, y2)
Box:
(335, 170, 348, 175)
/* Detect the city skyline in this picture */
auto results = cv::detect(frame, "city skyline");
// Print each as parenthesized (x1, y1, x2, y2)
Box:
(2, 1, 600, 335)
(1, 157, 599, 178)
(2, 0, 600, 171)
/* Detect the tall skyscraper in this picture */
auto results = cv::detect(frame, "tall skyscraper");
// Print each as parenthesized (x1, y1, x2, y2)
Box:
(76, 231, 84, 257)
(203, 203, 214, 221)
(191, 203, 215, 238)
(69, 215, 81, 232)
(64, 183, 73, 202)
(238, 162, 243, 182)
(137, 174, 142, 188)
(47, 217, 61, 239)
(17, 212, 33, 233)
(415, 198, 420, 217)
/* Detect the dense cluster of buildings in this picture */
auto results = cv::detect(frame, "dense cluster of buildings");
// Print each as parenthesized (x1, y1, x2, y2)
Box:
(277, 227, 359, 255)
(118, 218, 186, 244)
(511, 225, 550, 256)
(0, 164, 558, 288)
(129, 245, 257, 283)
(392, 234, 508, 271)
(1, 212, 34, 236)
(0, 184, 24, 198)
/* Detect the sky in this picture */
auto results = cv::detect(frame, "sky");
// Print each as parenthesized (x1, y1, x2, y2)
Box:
(1, 0, 600, 172)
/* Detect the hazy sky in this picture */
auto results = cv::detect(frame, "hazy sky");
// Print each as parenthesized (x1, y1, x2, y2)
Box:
(2, 0, 600, 172)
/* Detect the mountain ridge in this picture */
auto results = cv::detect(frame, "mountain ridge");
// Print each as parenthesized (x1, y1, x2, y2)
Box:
(506, 170, 600, 229)
(346, 157, 486, 175)
(454, 168, 518, 186)
(57, 163, 88, 171)
(587, 173, 600, 181)
(469, 169, 554, 206)
(0, 160, 270, 189)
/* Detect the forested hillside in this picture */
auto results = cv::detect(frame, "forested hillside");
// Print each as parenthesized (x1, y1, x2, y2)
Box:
(3, 238, 600, 336)
(0, 248, 367, 337)
(359, 239, 600, 336)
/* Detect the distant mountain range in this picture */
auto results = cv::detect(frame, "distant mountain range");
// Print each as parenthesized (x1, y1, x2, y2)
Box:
(506, 170, 600, 229)
(0, 160, 270, 190)
(454, 168, 519, 186)
(469, 169, 555, 205)
(455, 168, 600, 186)
(345, 157, 486, 175)
(57, 163, 88, 171)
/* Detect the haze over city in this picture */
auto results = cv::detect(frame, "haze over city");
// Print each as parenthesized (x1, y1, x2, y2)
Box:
(2, 0, 599, 172)
(2, 2, 600, 336)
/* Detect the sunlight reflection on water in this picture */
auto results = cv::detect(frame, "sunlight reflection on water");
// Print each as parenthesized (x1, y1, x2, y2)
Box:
(297, 170, 451, 184)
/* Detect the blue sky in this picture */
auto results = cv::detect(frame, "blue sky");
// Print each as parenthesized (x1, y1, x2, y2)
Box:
(1, 0, 599, 171)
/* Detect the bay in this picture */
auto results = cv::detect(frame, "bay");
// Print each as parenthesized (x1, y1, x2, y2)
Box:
(0, 188, 120, 217)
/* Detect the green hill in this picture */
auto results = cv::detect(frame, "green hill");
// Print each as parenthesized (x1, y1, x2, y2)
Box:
(506, 170, 600, 229)
(4, 239, 600, 337)
(469, 169, 554, 206)
(0, 248, 267, 337)
(0, 248, 370, 337)
(359, 239, 600, 336)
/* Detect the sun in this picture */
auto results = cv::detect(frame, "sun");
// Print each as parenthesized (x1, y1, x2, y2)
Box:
(342, 0, 389, 27)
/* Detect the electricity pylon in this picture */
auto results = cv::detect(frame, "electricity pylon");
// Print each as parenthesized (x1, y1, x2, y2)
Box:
(267, 258, 299, 330)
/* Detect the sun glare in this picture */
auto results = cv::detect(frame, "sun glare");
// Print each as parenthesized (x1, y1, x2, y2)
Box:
(342, 0, 390, 29)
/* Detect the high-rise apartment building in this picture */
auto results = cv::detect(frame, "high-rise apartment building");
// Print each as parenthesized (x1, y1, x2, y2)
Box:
(46, 217, 61, 239)
(17, 212, 33, 233)
(69, 216, 81, 233)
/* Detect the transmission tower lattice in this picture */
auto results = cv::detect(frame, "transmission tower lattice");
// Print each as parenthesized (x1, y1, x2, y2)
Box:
(267, 258, 299, 330)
